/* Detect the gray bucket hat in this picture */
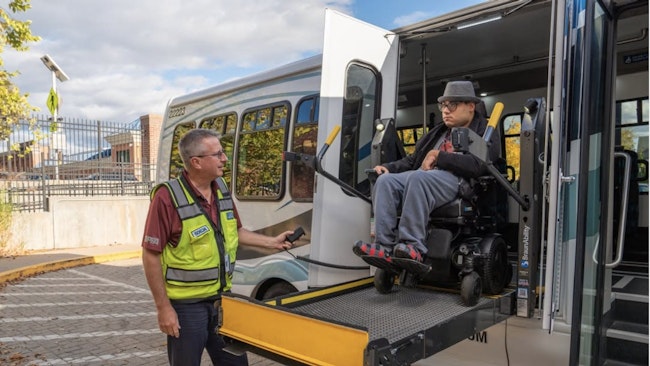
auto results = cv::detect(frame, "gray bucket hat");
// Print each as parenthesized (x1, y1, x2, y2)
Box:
(437, 81, 482, 103)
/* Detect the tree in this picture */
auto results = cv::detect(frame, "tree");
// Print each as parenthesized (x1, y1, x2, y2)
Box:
(0, 0, 40, 140)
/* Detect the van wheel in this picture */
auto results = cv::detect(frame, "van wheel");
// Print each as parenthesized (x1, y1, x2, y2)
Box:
(374, 269, 396, 294)
(460, 271, 482, 306)
(261, 281, 297, 300)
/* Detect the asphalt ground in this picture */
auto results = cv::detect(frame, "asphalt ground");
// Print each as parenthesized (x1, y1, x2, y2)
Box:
(0, 257, 282, 366)
(0, 247, 447, 366)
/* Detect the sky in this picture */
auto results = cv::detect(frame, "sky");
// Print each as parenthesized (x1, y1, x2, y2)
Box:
(5, 0, 486, 124)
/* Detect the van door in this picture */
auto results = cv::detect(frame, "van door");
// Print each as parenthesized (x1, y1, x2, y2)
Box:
(309, 9, 399, 287)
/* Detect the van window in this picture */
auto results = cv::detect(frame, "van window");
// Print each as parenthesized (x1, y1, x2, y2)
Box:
(237, 103, 289, 199)
(503, 114, 522, 181)
(616, 97, 649, 191)
(169, 121, 196, 179)
(200, 113, 237, 186)
(397, 127, 426, 156)
(339, 63, 379, 196)
(200, 113, 237, 135)
(291, 96, 319, 201)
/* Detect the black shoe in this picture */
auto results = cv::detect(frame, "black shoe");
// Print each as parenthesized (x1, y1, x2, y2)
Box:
(393, 243, 423, 262)
(353, 241, 392, 262)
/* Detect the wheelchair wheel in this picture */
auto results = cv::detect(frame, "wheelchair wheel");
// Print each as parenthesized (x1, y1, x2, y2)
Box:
(374, 268, 396, 294)
(481, 236, 509, 295)
(460, 271, 482, 306)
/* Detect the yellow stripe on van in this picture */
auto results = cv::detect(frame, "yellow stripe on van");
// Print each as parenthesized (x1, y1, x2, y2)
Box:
(270, 277, 374, 306)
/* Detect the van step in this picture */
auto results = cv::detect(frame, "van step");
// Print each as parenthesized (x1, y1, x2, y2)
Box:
(612, 275, 648, 297)
(603, 359, 647, 366)
(608, 321, 648, 343)
(606, 322, 648, 365)
(613, 297, 648, 324)
(612, 276, 648, 324)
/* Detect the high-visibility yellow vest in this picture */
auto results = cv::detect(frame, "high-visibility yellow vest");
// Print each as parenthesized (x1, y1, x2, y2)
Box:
(151, 176, 238, 300)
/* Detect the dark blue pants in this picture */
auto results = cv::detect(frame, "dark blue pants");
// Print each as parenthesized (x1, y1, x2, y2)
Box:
(168, 301, 248, 366)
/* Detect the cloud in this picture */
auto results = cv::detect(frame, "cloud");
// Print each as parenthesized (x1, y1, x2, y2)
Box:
(392, 11, 433, 28)
(4, 0, 352, 123)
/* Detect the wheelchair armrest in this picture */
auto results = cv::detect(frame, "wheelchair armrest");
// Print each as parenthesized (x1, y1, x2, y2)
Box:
(365, 168, 379, 186)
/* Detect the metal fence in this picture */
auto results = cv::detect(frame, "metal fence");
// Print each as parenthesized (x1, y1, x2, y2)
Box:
(0, 115, 156, 212)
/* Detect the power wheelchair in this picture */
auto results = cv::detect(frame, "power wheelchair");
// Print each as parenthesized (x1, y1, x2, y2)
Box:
(283, 103, 514, 306)
(365, 105, 512, 306)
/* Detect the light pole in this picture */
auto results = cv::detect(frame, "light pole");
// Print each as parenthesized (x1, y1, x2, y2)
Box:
(40, 54, 69, 179)
(40, 54, 69, 123)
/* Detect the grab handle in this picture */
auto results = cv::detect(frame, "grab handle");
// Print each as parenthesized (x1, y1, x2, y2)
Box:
(592, 151, 630, 268)
(483, 102, 504, 143)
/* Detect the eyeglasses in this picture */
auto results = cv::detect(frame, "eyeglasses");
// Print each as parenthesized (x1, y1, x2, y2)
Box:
(438, 101, 464, 112)
(192, 150, 227, 159)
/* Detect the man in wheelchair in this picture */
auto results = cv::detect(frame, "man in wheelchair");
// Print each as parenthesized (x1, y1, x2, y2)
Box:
(352, 81, 503, 298)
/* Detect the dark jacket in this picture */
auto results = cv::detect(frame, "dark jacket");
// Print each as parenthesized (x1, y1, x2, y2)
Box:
(382, 113, 501, 179)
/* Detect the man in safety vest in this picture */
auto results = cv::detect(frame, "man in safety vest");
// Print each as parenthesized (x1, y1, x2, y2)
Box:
(142, 129, 294, 366)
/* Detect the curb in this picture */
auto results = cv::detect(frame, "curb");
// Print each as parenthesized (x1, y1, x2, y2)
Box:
(0, 250, 142, 285)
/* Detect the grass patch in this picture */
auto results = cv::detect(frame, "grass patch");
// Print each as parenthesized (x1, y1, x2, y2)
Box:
(0, 193, 20, 257)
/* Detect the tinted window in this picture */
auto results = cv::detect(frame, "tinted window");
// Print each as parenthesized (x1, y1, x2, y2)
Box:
(339, 63, 379, 196)
(236, 103, 289, 199)
(169, 122, 195, 179)
(291, 96, 319, 201)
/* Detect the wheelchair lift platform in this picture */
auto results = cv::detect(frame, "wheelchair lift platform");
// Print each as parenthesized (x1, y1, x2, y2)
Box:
(221, 277, 515, 365)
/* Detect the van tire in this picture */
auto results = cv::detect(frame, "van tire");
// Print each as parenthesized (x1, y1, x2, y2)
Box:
(261, 281, 298, 300)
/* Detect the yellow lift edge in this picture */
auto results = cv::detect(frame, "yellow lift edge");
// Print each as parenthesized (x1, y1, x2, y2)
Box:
(221, 278, 373, 366)
(220, 276, 515, 366)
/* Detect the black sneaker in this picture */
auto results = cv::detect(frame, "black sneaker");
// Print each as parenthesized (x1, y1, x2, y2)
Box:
(393, 243, 423, 262)
(353, 241, 392, 262)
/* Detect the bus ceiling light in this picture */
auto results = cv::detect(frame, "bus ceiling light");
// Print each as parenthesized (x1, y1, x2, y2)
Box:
(456, 15, 502, 30)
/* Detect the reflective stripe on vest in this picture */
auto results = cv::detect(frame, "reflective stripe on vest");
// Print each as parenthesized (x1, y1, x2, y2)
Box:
(215, 178, 234, 211)
(166, 266, 220, 282)
(165, 180, 202, 220)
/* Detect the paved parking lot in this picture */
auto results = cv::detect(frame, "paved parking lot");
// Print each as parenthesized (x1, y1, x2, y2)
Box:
(0, 256, 464, 366)
(0, 258, 281, 366)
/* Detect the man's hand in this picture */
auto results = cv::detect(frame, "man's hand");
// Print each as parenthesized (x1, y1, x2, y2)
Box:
(421, 149, 440, 171)
(373, 165, 389, 175)
(157, 303, 180, 338)
(272, 231, 294, 250)
(238, 228, 293, 250)
(143, 248, 180, 338)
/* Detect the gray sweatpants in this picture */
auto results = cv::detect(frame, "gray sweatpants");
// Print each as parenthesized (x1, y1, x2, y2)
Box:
(372, 169, 459, 254)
